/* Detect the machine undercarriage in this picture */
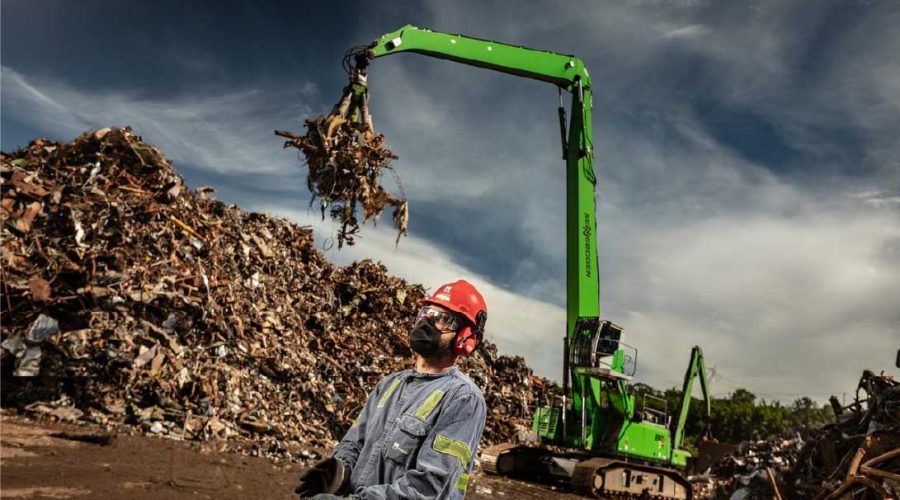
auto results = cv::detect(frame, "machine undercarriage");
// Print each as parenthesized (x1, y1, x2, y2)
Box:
(482, 444, 692, 499)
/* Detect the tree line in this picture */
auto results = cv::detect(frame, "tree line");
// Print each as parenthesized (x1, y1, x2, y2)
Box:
(632, 384, 835, 451)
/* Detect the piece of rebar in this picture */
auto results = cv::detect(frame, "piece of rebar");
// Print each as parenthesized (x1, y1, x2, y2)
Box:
(49, 431, 115, 446)
(824, 475, 891, 500)
(859, 465, 900, 482)
(860, 447, 900, 469)
(765, 467, 783, 500)
(845, 437, 869, 480)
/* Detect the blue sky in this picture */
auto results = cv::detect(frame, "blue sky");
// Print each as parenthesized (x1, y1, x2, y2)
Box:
(3, 0, 899, 402)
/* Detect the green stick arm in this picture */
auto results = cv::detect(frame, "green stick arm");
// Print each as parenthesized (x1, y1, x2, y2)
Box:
(367, 25, 591, 91)
(672, 346, 710, 449)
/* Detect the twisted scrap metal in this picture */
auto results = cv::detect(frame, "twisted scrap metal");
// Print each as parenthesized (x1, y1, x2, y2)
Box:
(276, 81, 408, 248)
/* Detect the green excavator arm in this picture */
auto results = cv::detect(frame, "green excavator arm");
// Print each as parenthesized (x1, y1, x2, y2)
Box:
(672, 346, 711, 450)
(367, 24, 591, 90)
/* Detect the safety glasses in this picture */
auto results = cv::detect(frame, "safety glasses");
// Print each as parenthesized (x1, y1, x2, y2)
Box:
(416, 306, 460, 332)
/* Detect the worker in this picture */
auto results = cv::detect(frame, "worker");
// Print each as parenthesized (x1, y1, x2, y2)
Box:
(295, 280, 488, 499)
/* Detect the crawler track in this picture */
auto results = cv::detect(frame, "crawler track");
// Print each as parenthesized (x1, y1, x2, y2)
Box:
(483, 444, 691, 499)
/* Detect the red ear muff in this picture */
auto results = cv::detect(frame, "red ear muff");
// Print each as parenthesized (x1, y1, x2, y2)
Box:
(454, 327, 477, 356)
(453, 310, 487, 357)
(453, 326, 478, 356)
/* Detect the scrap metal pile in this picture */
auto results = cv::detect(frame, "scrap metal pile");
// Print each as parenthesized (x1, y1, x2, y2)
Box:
(0, 127, 539, 461)
(693, 371, 900, 499)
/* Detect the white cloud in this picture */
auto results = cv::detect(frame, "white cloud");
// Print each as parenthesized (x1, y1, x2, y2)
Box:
(609, 208, 900, 398)
(853, 190, 900, 208)
(659, 24, 709, 40)
(3, 70, 69, 112)
(1, 66, 316, 176)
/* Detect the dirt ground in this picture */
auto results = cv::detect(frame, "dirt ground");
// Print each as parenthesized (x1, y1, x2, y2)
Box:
(0, 412, 586, 499)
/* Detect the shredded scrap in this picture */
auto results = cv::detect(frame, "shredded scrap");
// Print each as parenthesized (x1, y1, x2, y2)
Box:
(276, 101, 408, 248)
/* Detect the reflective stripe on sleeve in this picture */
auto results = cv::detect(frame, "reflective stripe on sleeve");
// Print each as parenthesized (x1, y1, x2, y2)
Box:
(433, 434, 472, 467)
(377, 379, 401, 408)
(413, 390, 445, 419)
(456, 473, 470, 493)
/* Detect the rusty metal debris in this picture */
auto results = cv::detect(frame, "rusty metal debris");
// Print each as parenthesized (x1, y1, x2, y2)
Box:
(1, 127, 544, 464)
(693, 371, 900, 499)
(275, 81, 408, 248)
(49, 430, 116, 446)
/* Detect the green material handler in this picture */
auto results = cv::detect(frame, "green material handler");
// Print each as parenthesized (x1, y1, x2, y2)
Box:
(345, 25, 712, 499)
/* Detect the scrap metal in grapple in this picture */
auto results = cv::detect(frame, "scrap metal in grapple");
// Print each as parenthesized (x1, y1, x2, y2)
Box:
(275, 66, 408, 248)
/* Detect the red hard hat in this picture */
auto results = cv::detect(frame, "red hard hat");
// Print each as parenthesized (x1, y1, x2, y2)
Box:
(420, 280, 488, 357)
(420, 280, 487, 326)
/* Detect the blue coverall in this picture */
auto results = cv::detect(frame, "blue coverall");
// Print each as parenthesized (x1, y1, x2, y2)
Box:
(333, 366, 486, 499)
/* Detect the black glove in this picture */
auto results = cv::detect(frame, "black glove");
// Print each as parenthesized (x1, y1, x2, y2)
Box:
(295, 457, 347, 498)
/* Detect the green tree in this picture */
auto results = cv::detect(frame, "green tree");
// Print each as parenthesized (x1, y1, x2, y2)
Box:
(647, 386, 834, 445)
